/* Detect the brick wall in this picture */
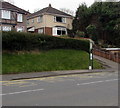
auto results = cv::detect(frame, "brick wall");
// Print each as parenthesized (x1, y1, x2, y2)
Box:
(45, 27, 52, 36)
(93, 48, 120, 63)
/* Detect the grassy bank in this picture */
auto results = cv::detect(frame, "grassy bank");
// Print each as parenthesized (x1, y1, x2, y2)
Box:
(2, 49, 103, 74)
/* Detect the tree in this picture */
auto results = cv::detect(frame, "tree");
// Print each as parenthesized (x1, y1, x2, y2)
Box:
(86, 24, 98, 43)
(73, 1, 120, 47)
(76, 31, 85, 38)
(60, 8, 74, 16)
(34, 8, 41, 13)
(72, 3, 90, 36)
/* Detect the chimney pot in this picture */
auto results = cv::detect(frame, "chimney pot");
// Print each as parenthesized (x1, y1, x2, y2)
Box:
(49, 4, 51, 7)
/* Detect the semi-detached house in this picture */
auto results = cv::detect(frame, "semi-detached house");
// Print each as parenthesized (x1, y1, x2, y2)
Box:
(0, 1, 30, 32)
(27, 4, 73, 36)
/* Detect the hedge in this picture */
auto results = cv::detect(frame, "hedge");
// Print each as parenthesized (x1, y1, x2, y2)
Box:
(2, 31, 90, 52)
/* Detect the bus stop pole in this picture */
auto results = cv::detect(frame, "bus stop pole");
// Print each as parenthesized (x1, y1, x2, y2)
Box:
(89, 39, 93, 70)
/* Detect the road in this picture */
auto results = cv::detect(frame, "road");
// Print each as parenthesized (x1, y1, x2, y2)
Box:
(2, 71, 118, 106)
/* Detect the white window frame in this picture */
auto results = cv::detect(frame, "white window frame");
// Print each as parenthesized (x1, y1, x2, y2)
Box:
(27, 20, 29, 25)
(62, 17, 66, 23)
(32, 19, 34, 23)
(17, 14, 23, 22)
(37, 16, 42, 23)
(38, 28, 43, 34)
(2, 10, 11, 19)
(54, 16, 56, 22)
(2, 26, 12, 31)
(53, 27, 57, 35)
(54, 16, 66, 23)
(53, 27, 67, 36)
(17, 27, 24, 32)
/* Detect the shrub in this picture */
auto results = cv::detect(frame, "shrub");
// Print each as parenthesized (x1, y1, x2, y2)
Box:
(2, 31, 90, 52)
(76, 31, 85, 38)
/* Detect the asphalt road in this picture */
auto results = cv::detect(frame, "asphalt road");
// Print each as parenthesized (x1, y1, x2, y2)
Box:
(2, 71, 118, 106)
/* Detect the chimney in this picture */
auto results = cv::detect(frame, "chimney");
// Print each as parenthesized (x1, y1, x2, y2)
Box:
(49, 4, 51, 7)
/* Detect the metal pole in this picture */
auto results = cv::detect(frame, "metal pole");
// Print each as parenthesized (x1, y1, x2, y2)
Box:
(89, 40, 93, 70)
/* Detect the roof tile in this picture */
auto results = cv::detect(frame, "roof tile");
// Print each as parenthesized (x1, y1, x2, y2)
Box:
(28, 5, 72, 19)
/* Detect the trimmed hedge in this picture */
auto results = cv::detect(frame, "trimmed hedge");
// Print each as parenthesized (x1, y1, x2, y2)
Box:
(2, 31, 90, 52)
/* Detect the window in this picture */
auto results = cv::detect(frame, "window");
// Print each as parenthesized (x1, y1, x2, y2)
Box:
(37, 16, 43, 23)
(53, 27, 67, 36)
(62, 18, 66, 23)
(17, 27, 24, 32)
(2, 10, 11, 19)
(17, 14, 23, 22)
(54, 16, 66, 23)
(0, 26, 1, 31)
(32, 19, 34, 23)
(27, 20, 29, 25)
(38, 28, 43, 34)
(2, 26, 11, 31)
(56, 17, 62, 22)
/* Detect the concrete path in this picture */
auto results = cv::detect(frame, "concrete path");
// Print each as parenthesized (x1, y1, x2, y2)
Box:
(93, 55, 119, 71)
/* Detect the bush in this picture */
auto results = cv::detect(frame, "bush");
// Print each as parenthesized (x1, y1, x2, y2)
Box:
(2, 31, 90, 52)
(76, 31, 85, 38)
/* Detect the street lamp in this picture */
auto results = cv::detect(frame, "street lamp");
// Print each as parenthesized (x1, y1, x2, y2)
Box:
(89, 39, 94, 70)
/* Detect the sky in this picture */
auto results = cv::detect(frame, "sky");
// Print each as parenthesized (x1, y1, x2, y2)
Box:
(5, 0, 95, 13)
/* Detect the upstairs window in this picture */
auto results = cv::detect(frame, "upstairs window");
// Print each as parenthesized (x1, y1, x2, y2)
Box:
(37, 16, 43, 23)
(54, 16, 66, 23)
(17, 14, 23, 22)
(27, 20, 29, 25)
(2, 10, 11, 19)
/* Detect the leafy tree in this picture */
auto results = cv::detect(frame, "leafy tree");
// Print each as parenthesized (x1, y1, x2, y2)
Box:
(73, 1, 120, 47)
(76, 31, 85, 38)
(86, 24, 98, 43)
(72, 3, 90, 35)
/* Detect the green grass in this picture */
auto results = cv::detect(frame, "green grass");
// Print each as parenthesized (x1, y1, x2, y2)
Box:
(2, 49, 103, 74)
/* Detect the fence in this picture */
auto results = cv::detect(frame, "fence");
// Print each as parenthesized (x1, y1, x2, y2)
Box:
(93, 48, 120, 63)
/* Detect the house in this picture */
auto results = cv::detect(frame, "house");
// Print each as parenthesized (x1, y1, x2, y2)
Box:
(27, 4, 73, 36)
(0, 1, 30, 32)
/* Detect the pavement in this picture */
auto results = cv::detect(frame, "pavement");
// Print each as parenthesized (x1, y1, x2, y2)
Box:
(1, 55, 119, 81)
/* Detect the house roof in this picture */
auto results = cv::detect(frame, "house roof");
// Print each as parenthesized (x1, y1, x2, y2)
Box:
(28, 4, 72, 19)
(1, 1, 30, 14)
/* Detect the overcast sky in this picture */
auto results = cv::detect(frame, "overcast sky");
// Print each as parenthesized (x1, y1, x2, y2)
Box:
(5, 0, 95, 13)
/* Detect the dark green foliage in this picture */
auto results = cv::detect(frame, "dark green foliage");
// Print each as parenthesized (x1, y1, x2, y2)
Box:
(73, 3, 90, 33)
(2, 31, 90, 52)
(86, 24, 98, 43)
(67, 29, 75, 38)
(73, 2, 120, 47)
(76, 31, 85, 38)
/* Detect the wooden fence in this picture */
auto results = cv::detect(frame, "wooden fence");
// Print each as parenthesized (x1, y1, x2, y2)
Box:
(93, 48, 120, 63)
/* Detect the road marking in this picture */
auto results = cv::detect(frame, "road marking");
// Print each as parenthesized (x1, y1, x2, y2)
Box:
(19, 83, 38, 87)
(77, 79, 118, 86)
(0, 88, 44, 96)
(0, 72, 108, 82)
